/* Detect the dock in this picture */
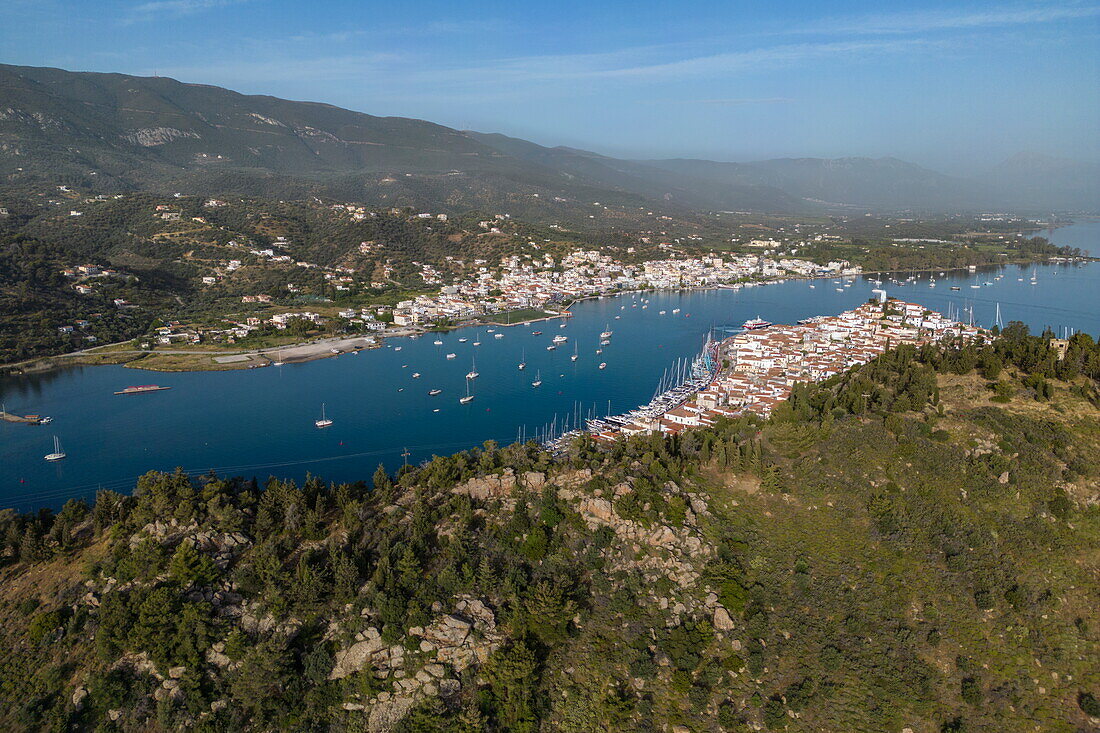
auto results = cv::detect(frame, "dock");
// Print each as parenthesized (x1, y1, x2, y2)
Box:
(0, 410, 49, 425)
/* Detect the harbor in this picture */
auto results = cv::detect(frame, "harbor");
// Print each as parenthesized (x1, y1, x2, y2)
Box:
(2, 249, 1098, 512)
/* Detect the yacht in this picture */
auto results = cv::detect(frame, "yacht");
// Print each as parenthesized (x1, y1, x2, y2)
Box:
(433, 339, 443, 346)
(315, 403, 333, 428)
(459, 382, 474, 404)
(552, 334, 568, 344)
(44, 435, 66, 462)
(531, 370, 542, 388)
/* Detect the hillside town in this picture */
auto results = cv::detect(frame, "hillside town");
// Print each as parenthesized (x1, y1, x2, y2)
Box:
(584, 299, 981, 442)
(387, 249, 859, 328)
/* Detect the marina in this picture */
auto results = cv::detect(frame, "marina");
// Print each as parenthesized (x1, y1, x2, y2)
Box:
(1, 232, 1097, 511)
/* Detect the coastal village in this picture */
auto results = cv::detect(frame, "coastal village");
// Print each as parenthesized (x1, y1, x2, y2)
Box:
(583, 298, 982, 443)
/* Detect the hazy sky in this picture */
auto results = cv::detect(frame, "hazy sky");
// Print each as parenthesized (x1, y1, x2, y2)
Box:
(3, 0, 1098, 172)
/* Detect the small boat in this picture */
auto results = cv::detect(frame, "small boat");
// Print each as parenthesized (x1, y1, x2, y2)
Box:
(44, 435, 66, 462)
(598, 362, 607, 370)
(315, 403, 333, 428)
(600, 339, 610, 346)
(460, 382, 474, 404)
(39, 416, 53, 424)
(531, 330, 542, 336)
(531, 370, 542, 388)
(546, 345, 556, 351)
(950, 286, 961, 291)
(659, 310, 666, 315)
(458, 337, 468, 343)
(445, 353, 456, 359)
(596, 348, 603, 354)
(433, 339, 443, 346)
(808, 284, 815, 289)
(671, 308, 680, 314)
(559, 323, 567, 329)
(428, 389, 442, 396)
(114, 384, 171, 395)
(412, 372, 421, 378)
(494, 333, 504, 339)
(970, 284, 980, 289)
(394, 346, 402, 351)
(433, 408, 440, 412)
(614, 315, 621, 319)
(571, 343, 578, 362)
(835, 287, 844, 292)
(486, 328, 495, 333)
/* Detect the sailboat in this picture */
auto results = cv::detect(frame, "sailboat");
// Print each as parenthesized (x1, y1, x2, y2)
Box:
(315, 403, 333, 428)
(44, 435, 66, 462)
(531, 370, 542, 388)
(599, 323, 613, 338)
(518, 349, 526, 370)
(466, 357, 479, 380)
(472, 331, 482, 346)
(459, 381, 474, 404)
(571, 343, 578, 362)
(273, 348, 285, 366)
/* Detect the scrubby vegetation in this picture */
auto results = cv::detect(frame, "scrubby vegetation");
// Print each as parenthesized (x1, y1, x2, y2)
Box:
(0, 328, 1097, 731)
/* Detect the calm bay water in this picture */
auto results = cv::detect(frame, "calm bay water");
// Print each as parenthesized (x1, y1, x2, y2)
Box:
(3, 224, 1098, 511)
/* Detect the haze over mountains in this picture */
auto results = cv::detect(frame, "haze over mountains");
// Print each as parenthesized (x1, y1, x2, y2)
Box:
(1, 64, 1095, 216)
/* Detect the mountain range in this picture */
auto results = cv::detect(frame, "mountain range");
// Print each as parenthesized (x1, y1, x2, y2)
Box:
(1, 63, 1095, 215)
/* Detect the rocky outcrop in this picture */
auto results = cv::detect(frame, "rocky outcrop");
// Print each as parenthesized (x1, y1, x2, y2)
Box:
(333, 597, 503, 731)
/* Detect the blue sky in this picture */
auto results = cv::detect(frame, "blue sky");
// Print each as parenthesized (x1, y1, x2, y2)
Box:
(3, 0, 1098, 172)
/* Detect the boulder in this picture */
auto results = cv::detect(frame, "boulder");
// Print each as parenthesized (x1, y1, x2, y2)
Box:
(713, 606, 736, 632)
(72, 686, 88, 711)
(330, 636, 386, 680)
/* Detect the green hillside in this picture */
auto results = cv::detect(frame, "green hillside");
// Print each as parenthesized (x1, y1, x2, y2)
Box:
(1, 328, 1098, 731)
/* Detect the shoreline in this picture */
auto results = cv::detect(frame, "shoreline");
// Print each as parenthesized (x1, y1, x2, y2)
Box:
(2, 256, 1091, 378)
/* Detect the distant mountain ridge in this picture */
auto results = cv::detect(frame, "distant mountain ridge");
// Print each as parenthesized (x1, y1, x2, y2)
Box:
(0, 63, 1094, 214)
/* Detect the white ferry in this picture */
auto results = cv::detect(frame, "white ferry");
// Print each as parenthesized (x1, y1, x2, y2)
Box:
(742, 316, 772, 331)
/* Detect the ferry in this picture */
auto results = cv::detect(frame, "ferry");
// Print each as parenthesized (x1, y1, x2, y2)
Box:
(315, 403, 333, 429)
(428, 389, 442, 396)
(114, 385, 171, 395)
(742, 317, 772, 331)
(445, 353, 456, 359)
(44, 435, 66, 462)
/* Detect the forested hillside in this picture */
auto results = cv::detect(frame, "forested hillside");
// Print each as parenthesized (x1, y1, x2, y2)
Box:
(1, 326, 1098, 731)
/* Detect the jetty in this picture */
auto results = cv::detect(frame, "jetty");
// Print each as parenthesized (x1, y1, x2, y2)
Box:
(1, 410, 50, 425)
